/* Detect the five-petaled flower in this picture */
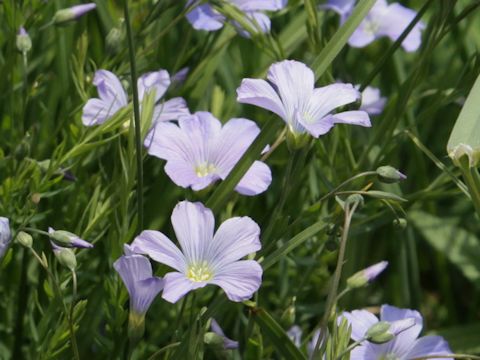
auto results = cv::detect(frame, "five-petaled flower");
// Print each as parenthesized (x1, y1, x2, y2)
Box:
(237, 60, 371, 138)
(340, 304, 452, 359)
(322, 0, 425, 52)
(82, 69, 189, 126)
(114, 245, 164, 316)
(145, 111, 272, 196)
(186, 0, 287, 36)
(130, 201, 263, 303)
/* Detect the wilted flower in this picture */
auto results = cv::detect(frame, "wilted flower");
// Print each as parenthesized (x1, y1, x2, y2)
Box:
(114, 245, 164, 341)
(322, 0, 425, 52)
(16, 27, 32, 53)
(208, 319, 239, 350)
(347, 260, 388, 288)
(186, 0, 286, 36)
(130, 201, 263, 303)
(0, 217, 11, 259)
(340, 305, 452, 359)
(51, 242, 77, 271)
(53, 3, 97, 25)
(82, 69, 189, 126)
(359, 86, 386, 115)
(145, 111, 272, 196)
(237, 60, 370, 139)
(48, 227, 93, 248)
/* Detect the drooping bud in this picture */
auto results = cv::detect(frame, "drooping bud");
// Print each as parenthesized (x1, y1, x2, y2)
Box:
(16, 231, 33, 248)
(376, 166, 407, 184)
(366, 318, 415, 344)
(347, 261, 388, 289)
(53, 3, 97, 26)
(448, 143, 480, 169)
(345, 194, 364, 208)
(48, 227, 93, 248)
(393, 218, 407, 230)
(16, 27, 32, 53)
(0, 217, 12, 259)
(51, 242, 77, 271)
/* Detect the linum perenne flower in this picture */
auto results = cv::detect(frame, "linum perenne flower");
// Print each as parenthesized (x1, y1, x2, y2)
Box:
(340, 305, 452, 359)
(48, 227, 93, 248)
(130, 201, 263, 303)
(82, 69, 189, 126)
(322, 0, 425, 52)
(114, 245, 164, 341)
(347, 260, 388, 289)
(186, 0, 286, 36)
(0, 217, 11, 259)
(237, 60, 371, 140)
(53, 3, 97, 25)
(145, 111, 272, 196)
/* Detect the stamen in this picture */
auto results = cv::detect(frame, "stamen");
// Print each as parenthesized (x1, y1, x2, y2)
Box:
(187, 261, 213, 282)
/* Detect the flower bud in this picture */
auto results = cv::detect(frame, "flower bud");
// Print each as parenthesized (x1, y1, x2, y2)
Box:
(48, 227, 93, 248)
(16, 231, 33, 248)
(347, 261, 388, 289)
(51, 243, 77, 271)
(106, 23, 124, 54)
(16, 27, 32, 53)
(345, 194, 364, 208)
(376, 166, 407, 183)
(448, 143, 480, 169)
(204, 332, 226, 348)
(393, 218, 407, 229)
(53, 3, 97, 26)
(366, 318, 415, 344)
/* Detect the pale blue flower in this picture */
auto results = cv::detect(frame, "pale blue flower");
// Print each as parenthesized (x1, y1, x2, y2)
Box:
(0, 217, 11, 259)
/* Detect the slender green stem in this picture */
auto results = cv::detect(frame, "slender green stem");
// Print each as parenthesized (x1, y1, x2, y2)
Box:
(69, 271, 80, 360)
(20, 227, 50, 237)
(459, 164, 480, 217)
(335, 337, 366, 360)
(335, 287, 351, 303)
(147, 342, 181, 360)
(123, 0, 144, 231)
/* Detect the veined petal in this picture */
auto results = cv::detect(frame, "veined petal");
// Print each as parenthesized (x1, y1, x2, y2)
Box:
(162, 272, 206, 303)
(339, 309, 379, 341)
(407, 336, 453, 360)
(360, 86, 386, 115)
(152, 97, 190, 123)
(212, 118, 260, 177)
(82, 98, 115, 126)
(236, 78, 286, 120)
(130, 230, 186, 272)
(208, 216, 261, 269)
(380, 3, 425, 52)
(210, 260, 262, 302)
(348, 24, 377, 48)
(171, 201, 215, 264)
(132, 277, 164, 314)
(235, 160, 272, 195)
(267, 60, 315, 124)
(186, 3, 225, 31)
(137, 70, 170, 103)
(330, 110, 371, 127)
(231, 0, 287, 11)
(94, 70, 128, 106)
(235, 12, 271, 37)
(380, 305, 423, 355)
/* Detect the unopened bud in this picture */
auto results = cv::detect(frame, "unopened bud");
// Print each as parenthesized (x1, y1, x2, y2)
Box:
(53, 3, 97, 26)
(376, 166, 407, 184)
(366, 318, 415, 344)
(16, 231, 33, 248)
(106, 23, 124, 54)
(52, 243, 77, 271)
(16, 27, 32, 53)
(347, 261, 388, 289)
(48, 227, 93, 248)
(204, 332, 226, 348)
(345, 194, 364, 208)
(393, 218, 407, 229)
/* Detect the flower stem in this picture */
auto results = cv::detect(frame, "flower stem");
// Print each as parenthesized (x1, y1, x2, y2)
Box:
(69, 270, 80, 360)
(335, 337, 366, 360)
(123, 0, 144, 231)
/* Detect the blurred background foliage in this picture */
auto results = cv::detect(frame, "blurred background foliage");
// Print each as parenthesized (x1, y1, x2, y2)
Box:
(1, 0, 480, 358)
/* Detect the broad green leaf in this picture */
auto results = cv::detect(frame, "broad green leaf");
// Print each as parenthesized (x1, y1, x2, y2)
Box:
(410, 210, 480, 287)
(251, 307, 306, 360)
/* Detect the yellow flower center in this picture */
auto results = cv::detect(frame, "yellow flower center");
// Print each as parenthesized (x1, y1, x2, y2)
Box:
(195, 163, 217, 178)
(187, 261, 213, 282)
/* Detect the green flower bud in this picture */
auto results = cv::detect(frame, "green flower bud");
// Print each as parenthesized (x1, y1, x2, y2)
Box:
(204, 332, 226, 348)
(376, 166, 407, 184)
(53, 3, 97, 26)
(106, 23, 124, 54)
(393, 218, 407, 229)
(16, 231, 33, 248)
(366, 321, 393, 343)
(53, 246, 77, 271)
(16, 27, 32, 53)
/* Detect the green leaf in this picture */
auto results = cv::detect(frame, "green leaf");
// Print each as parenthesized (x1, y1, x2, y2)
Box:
(409, 210, 480, 287)
(251, 307, 306, 360)
(311, 0, 377, 81)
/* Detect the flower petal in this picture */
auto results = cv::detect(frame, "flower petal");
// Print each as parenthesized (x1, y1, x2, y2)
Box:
(0, 217, 11, 259)
(235, 160, 272, 195)
(407, 336, 453, 360)
(360, 86, 387, 115)
(210, 260, 263, 302)
(162, 272, 206, 303)
(320, 0, 355, 16)
(236, 78, 286, 120)
(152, 97, 190, 123)
(339, 309, 379, 341)
(231, 0, 286, 11)
(234, 11, 271, 37)
(137, 70, 170, 103)
(171, 201, 215, 264)
(82, 98, 116, 126)
(330, 110, 371, 127)
(130, 230, 186, 272)
(208, 216, 261, 268)
(186, 3, 225, 31)
(132, 277, 164, 314)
